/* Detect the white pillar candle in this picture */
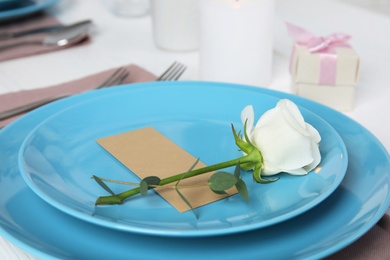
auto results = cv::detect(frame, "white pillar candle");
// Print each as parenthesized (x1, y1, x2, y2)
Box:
(151, 0, 199, 51)
(199, 0, 274, 87)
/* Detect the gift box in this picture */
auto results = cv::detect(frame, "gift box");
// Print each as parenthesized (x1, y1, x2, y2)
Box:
(287, 23, 360, 111)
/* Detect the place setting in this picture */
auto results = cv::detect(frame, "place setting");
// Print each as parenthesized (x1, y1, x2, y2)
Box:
(1, 79, 389, 259)
(17, 82, 348, 236)
(0, 1, 389, 259)
(0, 0, 92, 62)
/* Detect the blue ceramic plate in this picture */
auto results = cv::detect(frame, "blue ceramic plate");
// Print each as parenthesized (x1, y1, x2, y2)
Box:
(0, 0, 59, 22)
(0, 0, 33, 11)
(0, 82, 389, 259)
(18, 85, 347, 236)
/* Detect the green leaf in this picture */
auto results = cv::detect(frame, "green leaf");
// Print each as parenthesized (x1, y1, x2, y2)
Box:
(173, 158, 200, 219)
(234, 162, 241, 178)
(209, 172, 237, 192)
(231, 124, 254, 154)
(187, 158, 200, 172)
(92, 175, 116, 196)
(140, 176, 161, 196)
(140, 180, 148, 196)
(252, 163, 279, 184)
(176, 187, 198, 219)
(143, 176, 161, 186)
(243, 120, 255, 147)
(240, 161, 256, 171)
(176, 158, 200, 188)
(210, 189, 228, 195)
(235, 178, 249, 203)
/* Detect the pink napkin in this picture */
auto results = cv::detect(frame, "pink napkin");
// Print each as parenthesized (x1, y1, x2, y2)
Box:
(0, 64, 156, 127)
(0, 13, 90, 62)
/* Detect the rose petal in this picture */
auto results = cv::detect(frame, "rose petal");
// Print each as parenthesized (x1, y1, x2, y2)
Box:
(306, 123, 321, 143)
(260, 164, 281, 176)
(261, 161, 309, 176)
(284, 168, 309, 175)
(242, 99, 321, 176)
(254, 123, 314, 168)
(251, 101, 317, 175)
(241, 105, 254, 136)
(279, 99, 310, 137)
(304, 141, 321, 172)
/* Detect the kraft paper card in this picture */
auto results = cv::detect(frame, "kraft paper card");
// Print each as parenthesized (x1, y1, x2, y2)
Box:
(97, 127, 237, 212)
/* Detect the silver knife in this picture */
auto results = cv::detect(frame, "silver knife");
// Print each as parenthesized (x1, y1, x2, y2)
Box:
(0, 19, 92, 40)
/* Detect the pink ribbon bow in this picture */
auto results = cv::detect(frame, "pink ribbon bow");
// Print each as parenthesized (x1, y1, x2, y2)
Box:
(286, 22, 351, 85)
(286, 22, 351, 53)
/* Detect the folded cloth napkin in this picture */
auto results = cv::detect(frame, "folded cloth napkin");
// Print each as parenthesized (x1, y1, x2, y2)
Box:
(327, 213, 390, 259)
(0, 64, 156, 128)
(0, 13, 90, 62)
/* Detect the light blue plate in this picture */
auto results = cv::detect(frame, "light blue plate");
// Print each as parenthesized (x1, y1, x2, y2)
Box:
(18, 84, 347, 237)
(0, 0, 33, 11)
(0, 0, 59, 22)
(0, 82, 389, 259)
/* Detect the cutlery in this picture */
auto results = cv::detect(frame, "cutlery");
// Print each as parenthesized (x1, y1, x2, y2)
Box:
(156, 61, 186, 81)
(0, 62, 187, 123)
(0, 19, 92, 40)
(0, 19, 91, 51)
(0, 67, 130, 121)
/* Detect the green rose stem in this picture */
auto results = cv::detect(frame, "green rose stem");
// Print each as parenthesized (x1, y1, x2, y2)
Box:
(95, 150, 260, 205)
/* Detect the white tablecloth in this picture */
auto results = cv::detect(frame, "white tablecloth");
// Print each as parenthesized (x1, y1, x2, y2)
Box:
(1, 0, 389, 259)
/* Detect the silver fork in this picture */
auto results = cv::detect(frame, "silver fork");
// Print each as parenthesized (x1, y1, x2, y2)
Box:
(156, 61, 186, 81)
(0, 67, 130, 121)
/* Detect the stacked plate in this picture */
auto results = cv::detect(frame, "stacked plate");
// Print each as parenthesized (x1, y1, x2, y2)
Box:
(1, 82, 389, 259)
(0, 0, 59, 22)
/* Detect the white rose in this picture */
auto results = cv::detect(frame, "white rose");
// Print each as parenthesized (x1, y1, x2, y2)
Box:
(241, 99, 321, 176)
